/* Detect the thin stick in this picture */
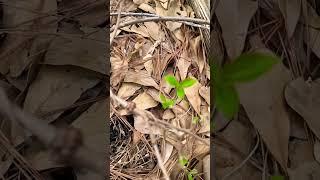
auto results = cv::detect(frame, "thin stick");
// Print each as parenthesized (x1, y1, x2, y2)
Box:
(110, 16, 210, 32)
(110, 0, 123, 45)
(150, 134, 170, 180)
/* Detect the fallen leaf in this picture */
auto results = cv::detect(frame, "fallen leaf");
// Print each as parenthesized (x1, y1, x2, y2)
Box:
(144, 60, 153, 75)
(124, 70, 159, 89)
(289, 140, 314, 169)
(203, 155, 210, 180)
(146, 88, 161, 102)
(199, 86, 210, 105)
(163, 109, 175, 120)
(162, 142, 173, 165)
(315, 140, 320, 164)
(24, 66, 99, 123)
(190, 36, 205, 73)
(177, 51, 191, 80)
(278, 0, 302, 38)
(132, 91, 158, 110)
(216, 0, 258, 59)
(117, 83, 141, 100)
(288, 161, 320, 180)
(237, 63, 291, 171)
(184, 78, 201, 115)
(111, 55, 128, 87)
(285, 78, 320, 139)
(44, 28, 106, 74)
(134, 114, 162, 135)
(139, 3, 156, 14)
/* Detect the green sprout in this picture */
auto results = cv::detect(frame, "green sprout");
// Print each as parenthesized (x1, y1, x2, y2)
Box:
(271, 175, 284, 180)
(159, 93, 176, 109)
(164, 75, 197, 100)
(178, 155, 198, 180)
(212, 52, 279, 120)
(178, 155, 189, 167)
(192, 116, 200, 124)
(187, 169, 198, 180)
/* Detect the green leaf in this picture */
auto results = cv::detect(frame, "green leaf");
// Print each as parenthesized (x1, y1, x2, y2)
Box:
(167, 99, 175, 108)
(181, 78, 197, 88)
(176, 86, 185, 99)
(271, 176, 284, 180)
(222, 52, 279, 83)
(165, 75, 178, 87)
(214, 83, 239, 119)
(178, 156, 188, 167)
(187, 173, 194, 180)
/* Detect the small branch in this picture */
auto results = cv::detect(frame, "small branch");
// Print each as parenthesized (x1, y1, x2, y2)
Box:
(110, 16, 210, 32)
(110, 0, 123, 45)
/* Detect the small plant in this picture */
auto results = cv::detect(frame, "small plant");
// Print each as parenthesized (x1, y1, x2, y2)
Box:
(192, 116, 200, 124)
(164, 75, 197, 100)
(212, 52, 279, 119)
(271, 175, 284, 180)
(178, 155, 198, 180)
(159, 93, 176, 109)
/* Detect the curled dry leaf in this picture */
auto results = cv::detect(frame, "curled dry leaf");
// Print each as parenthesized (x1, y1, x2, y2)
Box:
(216, 0, 258, 59)
(237, 62, 291, 171)
(124, 70, 159, 89)
(44, 28, 106, 74)
(285, 78, 320, 139)
(184, 77, 201, 115)
(111, 56, 128, 87)
(132, 91, 158, 110)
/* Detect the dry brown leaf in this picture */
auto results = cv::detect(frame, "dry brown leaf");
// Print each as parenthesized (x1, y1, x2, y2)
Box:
(199, 86, 210, 105)
(162, 142, 173, 165)
(24, 66, 99, 123)
(288, 161, 320, 180)
(117, 83, 141, 100)
(285, 78, 320, 139)
(163, 109, 175, 120)
(144, 60, 153, 75)
(216, 0, 258, 59)
(190, 36, 205, 73)
(132, 91, 158, 110)
(198, 105, 210, 134)
(177, 51, 191, 80)
(144, 22, 163, 41)
(44, 28, 106, 74)
(289, 140, 314, 169)
(146, 88, 161, 102)
(314, 140, 320, 164)
(184, 78, 201, 115)
(122, 24, 150, 38)
(278, 0, 302, 38)
(132, 129, 143, 144)
(139, 3, 156, 14)
(111, 56, 129, 87)
(124, 70, 159, 89)
(134, 114, 162, 135)
(237, 63, 291, 170)
(203, 155, 210, 180)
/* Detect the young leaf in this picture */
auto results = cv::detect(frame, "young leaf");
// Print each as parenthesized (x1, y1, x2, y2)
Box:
(167, 99, 175, 108)
(222, 52, 279, 83)
(187, 169, 198, 180)
(192, 116, 200, 124)
(165, 75, 178, 87)
(181, 78, 197, 88)
(214, 83, 239, 119)
(178, 155, 188, 167)
(162, 102, 169, 109)
(176, 86, 185, 99)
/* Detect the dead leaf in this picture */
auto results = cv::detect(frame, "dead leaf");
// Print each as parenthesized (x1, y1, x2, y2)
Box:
(203, 155, 210, 180)
(288, 161, 320, 180)
(146, 88, 161, 102)
(117, 83, 141, 100)
(111, 56, 128, 87)
(162, 142, 173, 165)
(278, 0, 302, 38)
(124, 70, 159, 89)
(285, 78, 320, 139)
(44, 28, 106, 74)
(199, 86, 210, 105)
(132, 92, 158, 110)
(163, 109, 175, 120)
(134, 114, 162, 135)
(139, 3, 156, 14)
(314, 140, 320, 164)
(190, 36, 205, 73)
(216, 0, 258, 58)
(184, 78, 201, 115)
(24, 66, 99, 123)
(177, 51, 191, 80)
(237, 63, 291, 170)
(289, 140, 314, 169)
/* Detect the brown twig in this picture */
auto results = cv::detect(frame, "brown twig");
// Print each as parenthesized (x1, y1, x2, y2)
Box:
(110, 16, 210, 32)
(110, 0, 123, 45)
